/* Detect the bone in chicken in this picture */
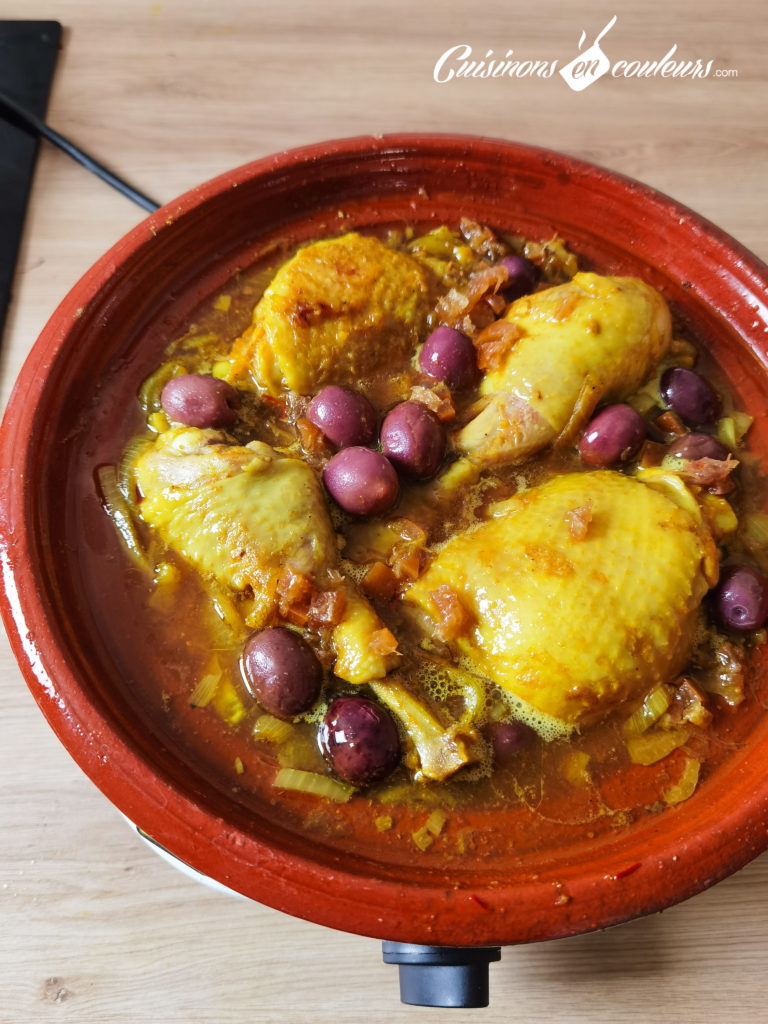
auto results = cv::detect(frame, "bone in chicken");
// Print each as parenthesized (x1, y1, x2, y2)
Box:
(132, 426, 397, 684)
(228, 233, 435, 396)
(405, 470, 718, 729)
(456, 272, 672, 465)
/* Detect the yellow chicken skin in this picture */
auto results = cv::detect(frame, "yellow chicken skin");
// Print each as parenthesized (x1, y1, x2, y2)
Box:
(405, 471, 718, 729)
(133, 427, 396, 684)
(456, 273, 672, 465)
(228, 233, 435, 395)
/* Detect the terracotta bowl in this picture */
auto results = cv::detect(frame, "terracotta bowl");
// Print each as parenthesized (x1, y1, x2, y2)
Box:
(2, 134, 768, 948)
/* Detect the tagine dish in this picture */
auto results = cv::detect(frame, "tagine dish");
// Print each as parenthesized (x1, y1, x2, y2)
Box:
(96, 218, 768, 868)
(5, 135, 768, 945)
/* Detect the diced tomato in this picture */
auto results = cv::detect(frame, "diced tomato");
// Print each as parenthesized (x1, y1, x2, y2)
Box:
(307, 589, 346, 628)
(430, 584, 474, 641)
(361, 562, 399, 601)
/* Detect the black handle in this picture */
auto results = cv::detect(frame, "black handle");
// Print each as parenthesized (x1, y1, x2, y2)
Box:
(382, 942, 501, 1008)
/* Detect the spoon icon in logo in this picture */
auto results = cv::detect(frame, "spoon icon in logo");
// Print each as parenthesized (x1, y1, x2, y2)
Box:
(560, 15, 617, 92)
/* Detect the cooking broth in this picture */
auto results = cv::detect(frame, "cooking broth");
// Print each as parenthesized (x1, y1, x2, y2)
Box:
(85, 222, 768, 872)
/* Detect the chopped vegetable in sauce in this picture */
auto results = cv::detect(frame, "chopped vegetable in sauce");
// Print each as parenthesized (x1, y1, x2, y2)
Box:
(99, 219, 768, 860)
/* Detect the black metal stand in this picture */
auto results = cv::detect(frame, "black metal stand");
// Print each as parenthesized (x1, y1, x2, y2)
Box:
(382, 942, 501, 1008)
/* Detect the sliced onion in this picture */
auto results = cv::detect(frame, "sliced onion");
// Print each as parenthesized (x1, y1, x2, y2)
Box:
(273, 768, 353, 803)
(626, 726, 689, 766)
(663, 757, 701, 805)
(96, 464, 149, 571)
(253, 714, 294, 745)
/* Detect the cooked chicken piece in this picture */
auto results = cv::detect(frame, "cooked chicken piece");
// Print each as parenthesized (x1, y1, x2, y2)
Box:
(133, 427, 396, 684)
(228, 233, 434, 395)
(370, 678, 473, 782)
(404, 470, 718, 729)
(456, 273, 671, 464)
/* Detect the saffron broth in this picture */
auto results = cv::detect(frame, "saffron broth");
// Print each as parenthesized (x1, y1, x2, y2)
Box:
(86, 223, 767, 873)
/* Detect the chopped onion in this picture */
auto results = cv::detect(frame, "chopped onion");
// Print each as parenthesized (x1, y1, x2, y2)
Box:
(663, 757, 701, 805)
(253, 714, 294, 745)
(211, 676, 247, 726)
(180, 331, 219, 351)
(700, 494, 738, 539)
(716, 412, 753, 449)
(211, 360, 231, 380)
(425, 809, 448, 837)
(635, 467, 702, 523)
(626, 727, 689, 766)
(148, 411, 169, 434)
(408, 225, 462, 259)
(117, 437, 153, 502)
(522, 236, 578, 281)
(96, 464, 149, 571)
(189, 665, 221, 708)
(699, 640, 745, 706)
(412, 826, 434, 851)
(561, 750, 591, 787)
(273, 768, 353, 803)
(623, 686, 671, 736)
(210, 587, 246, 638)
(743, 512, 768, 573)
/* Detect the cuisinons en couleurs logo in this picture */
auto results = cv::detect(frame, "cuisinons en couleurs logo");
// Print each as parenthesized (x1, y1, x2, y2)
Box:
(433, 17, 736, 90)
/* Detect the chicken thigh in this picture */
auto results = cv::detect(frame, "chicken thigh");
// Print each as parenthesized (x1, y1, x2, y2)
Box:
(132, 426, 396, 684)
(405, 470, 718, 729)
(228, 233, 435, 395)
(456, 272, 671, 465)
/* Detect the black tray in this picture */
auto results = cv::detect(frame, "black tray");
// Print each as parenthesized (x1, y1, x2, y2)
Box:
(0, 20, 61, 345)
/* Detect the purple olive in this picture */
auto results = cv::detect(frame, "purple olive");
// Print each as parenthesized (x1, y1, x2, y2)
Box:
(307, 385, 377, 448)
(487, 721, 536, 767)
(243, 627, 323, 718)
(320, 696, 401, 785)
(499, 254, 541, 302)
(579, 404, 646, 467)
(418, 326, 478, 391)
(660, 367, 721, 427)
(161, 373, 239, 428)
(714, 566, 768, 632)
(380, 401, 445, 480)
(669, 432, 729, 462)
(323, 446, 399, 516)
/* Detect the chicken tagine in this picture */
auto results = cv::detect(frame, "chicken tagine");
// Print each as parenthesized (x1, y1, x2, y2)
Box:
(99, 220, 768, 861)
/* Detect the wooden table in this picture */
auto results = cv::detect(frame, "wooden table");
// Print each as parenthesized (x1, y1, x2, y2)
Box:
(1, 1, 766, 1021)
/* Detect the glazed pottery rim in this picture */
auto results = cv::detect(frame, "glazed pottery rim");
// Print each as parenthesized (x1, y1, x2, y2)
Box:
(2, 133, 768, 947)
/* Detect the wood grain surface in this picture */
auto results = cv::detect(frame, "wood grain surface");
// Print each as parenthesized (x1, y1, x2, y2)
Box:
(1, 1, 766, 1021)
